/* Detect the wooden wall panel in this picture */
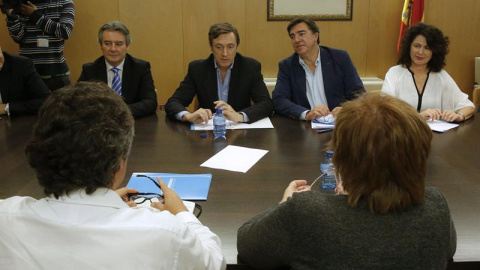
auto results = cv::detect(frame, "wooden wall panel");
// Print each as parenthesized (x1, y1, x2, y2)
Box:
(365, 0, 404, 78)
(426, 0, 480, 98)
(315, 0, 370, 76)
(245, 0, 369, 78)
(0, 27, 17, 53)
(119, 0, 183, 104)
(245, 0, 291, 78)
(65, 0, 119, 83)
(182, 0, 246, 68)
(1, 0, 479, 103)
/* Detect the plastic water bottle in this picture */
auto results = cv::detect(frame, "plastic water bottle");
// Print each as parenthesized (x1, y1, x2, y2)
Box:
(320, 151, 336, 190)
(213, 109, 226, 139)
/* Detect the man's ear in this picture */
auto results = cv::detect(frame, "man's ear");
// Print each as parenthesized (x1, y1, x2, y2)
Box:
(111, 158, 128, 189)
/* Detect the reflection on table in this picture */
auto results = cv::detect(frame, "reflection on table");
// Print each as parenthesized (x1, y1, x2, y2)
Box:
(1, 112, 479, 264)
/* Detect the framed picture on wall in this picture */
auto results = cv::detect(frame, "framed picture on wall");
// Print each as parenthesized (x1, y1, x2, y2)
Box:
(267, 0, 353, 21)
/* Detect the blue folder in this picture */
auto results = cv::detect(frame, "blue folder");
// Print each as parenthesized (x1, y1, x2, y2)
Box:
(126, 172, 212, 200)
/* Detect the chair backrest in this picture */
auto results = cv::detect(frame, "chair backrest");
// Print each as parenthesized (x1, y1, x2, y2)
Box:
(473, 86, 480, 111)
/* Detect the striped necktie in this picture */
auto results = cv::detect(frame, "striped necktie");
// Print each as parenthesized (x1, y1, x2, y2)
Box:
(111, 67, 122, 95)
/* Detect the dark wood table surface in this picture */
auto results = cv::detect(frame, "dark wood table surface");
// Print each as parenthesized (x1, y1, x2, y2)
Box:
(1, 111, 479, 264)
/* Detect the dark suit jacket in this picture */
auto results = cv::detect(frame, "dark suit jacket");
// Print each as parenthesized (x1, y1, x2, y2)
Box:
(77, 54, 157, 118)
(272, 46, 365, 120)
(165, 53, 273, 123)
(0, 51, 50, 116)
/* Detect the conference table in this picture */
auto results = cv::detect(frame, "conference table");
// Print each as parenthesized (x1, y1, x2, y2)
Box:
(1, 111, 479, 266)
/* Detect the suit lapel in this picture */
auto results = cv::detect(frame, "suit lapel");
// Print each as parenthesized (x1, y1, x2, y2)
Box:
(228, 54, 241, 105)
(94, 58, 108, 83)
(0, 54, 14, 102)
(320, 47, 334, 95)
(203, 55, 219, 104)
(293, 54, 307, 97)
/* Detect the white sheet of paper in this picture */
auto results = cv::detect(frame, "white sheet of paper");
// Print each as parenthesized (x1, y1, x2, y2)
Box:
(200, 145, 268, 173)
(427, 120, 459, 132)
(311, 114, 335, 129)
(192, 117, 274, 131)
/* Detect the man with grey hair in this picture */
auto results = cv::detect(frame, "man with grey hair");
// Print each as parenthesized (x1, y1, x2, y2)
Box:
(165, 22, 273, 124)
(0, 82, 226, 269)
(78, 21, 157, 118)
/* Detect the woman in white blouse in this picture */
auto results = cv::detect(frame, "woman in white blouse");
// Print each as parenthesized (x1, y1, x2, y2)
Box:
(382, 23, 475, 122)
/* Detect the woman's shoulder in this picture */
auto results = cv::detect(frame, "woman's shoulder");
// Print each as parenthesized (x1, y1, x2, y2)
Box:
(385, 65, 409, 77)
(423, 186, 451, 210)
(388, 65, 407, 73)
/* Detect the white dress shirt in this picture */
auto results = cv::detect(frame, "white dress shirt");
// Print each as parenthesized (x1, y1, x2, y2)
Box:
(299, 46, 328, 120)
(106, 59, 125, 88)
(382, 65, 474, 112)
(0, 188, 226, 270)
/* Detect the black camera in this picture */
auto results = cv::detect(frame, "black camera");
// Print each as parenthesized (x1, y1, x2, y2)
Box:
(1, 0, 28, 13)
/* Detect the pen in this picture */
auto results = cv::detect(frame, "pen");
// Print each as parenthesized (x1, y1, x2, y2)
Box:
(317, 129, 333, 134)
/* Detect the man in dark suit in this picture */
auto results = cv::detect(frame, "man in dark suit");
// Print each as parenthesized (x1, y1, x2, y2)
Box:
(165, 23, 273, 124)
(0, 46, 50, 116)
(78, 21, 157, 118)
(273, 18, 365, 121)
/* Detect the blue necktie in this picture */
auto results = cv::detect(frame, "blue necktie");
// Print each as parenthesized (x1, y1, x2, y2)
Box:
(111, 67, 122, 95)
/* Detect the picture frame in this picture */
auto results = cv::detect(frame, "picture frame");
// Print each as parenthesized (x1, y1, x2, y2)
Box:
(267, 0, 353, 21)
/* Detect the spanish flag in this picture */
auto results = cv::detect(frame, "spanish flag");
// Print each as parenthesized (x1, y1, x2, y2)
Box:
(397, 0, 425, 53)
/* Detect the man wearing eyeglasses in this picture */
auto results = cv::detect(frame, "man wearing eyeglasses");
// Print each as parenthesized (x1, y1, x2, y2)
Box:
(0, 82, 226, 270)
(165, 22, 273, 124)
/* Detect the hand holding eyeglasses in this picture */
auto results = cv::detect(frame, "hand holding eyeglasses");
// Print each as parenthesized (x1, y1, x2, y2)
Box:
(150, 177, 189, 215)
(115, 187, 140, 207)
(280, 180, 311, 203)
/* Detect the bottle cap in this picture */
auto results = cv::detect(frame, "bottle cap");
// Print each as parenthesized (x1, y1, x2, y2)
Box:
(216, 108, 223, 114)
(326, 150, 334, 158)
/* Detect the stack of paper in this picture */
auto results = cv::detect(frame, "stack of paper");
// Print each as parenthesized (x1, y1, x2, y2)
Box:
(311, 114, 335, 130)
(427, 120, 459, 133)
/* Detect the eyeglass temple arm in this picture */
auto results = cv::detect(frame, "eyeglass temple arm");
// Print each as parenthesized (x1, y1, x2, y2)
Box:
(136, 174, 162, 190)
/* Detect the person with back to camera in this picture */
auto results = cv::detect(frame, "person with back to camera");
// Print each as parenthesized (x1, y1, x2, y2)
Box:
(0, 81, 226, 270)
(237, 92, 456, 269)
(382, 23, 475, 122)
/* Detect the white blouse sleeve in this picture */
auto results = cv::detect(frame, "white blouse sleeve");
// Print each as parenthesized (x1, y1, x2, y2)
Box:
(440, 70, 475, 111)
(381, 66, 398, 97)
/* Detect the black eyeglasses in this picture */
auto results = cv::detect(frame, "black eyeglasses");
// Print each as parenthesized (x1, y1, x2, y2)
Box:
(130, 174, 202, 218)
(137, 174, 163, 190)
(128, 192, 164, 204)
(128, 175, 164, 204)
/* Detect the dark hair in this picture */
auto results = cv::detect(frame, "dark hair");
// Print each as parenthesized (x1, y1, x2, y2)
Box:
(25, 82, 135, 198)
(287, 18, 320, 44)
(397, 23, 449, 72)
(208, 23, 240, 46)
(98, 21, 131, 46)
(330, 92, 432, 214)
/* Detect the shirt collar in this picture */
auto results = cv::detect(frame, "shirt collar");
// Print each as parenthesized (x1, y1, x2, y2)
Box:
(105, 58, 126, 71)
(299, 46, 321, 68)
(45, 188, 128, 209)
(214, 59, 235, 71)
